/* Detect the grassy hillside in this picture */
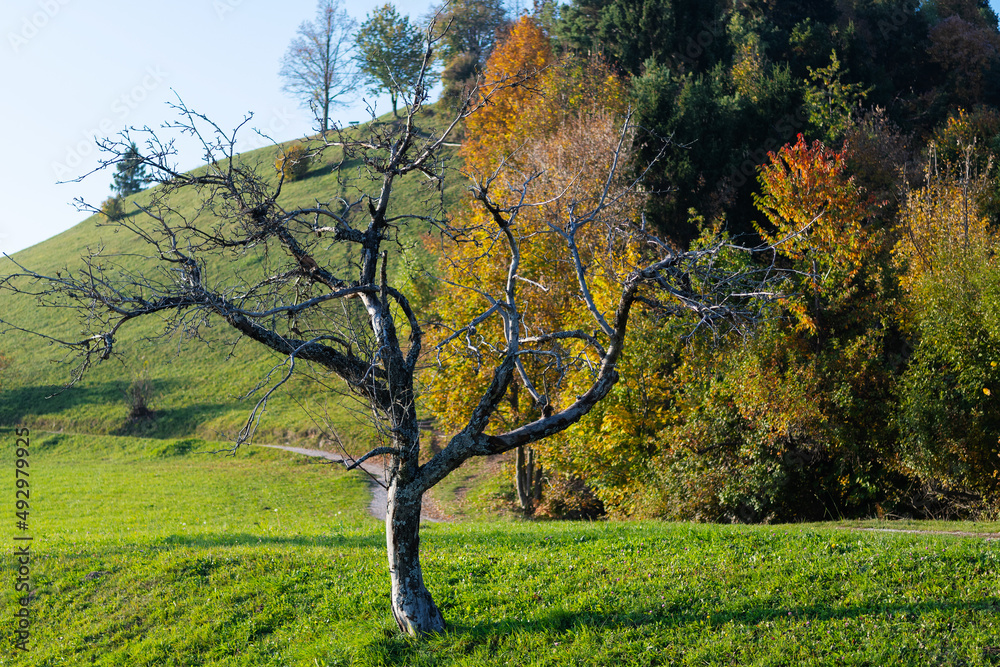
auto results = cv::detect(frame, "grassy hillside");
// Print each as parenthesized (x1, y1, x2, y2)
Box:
(4, 429, 1000, 666)
(0, 106, 465, 449)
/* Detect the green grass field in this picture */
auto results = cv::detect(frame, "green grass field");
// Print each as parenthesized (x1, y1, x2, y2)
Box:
(4, 428, 1000, 666)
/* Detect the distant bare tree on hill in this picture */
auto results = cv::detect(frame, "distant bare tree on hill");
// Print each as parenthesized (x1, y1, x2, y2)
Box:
(280, 0, 359, 133)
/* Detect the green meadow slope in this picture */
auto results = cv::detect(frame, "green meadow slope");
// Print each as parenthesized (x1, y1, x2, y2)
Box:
(4, 429, 1000, 666)
(0, 107, 465, 448)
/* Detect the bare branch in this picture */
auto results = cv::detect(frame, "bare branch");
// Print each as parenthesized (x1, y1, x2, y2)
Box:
(345, 446, 403, 470)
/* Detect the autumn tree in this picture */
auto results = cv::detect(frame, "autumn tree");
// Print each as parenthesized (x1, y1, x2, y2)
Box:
(355, 3, 427, 116)
(894, 143, 1000, 506)
(634, 137, 900, 521)
(425, 17, 556, 512)
(425, 18, 634, 513)
(279, 0, 360, 134)
(0, 20, 786, 636)
(753, 135, 881, 330)
(462, 16, 554, 160)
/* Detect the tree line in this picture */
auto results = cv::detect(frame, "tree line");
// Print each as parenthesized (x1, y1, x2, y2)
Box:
(409, 0, 1000, 522)
(279, 0, 509, 127)
(183, 0, 1000, 520)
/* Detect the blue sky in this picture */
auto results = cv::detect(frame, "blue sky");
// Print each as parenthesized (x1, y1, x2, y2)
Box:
(0, 0, 451, 256)
(1, 0, 999, 256)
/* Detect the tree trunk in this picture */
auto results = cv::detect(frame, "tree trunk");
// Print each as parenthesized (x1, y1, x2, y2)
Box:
(510, 381, 539, 513)
(515, 445, 537, 512)
(533, 462, 544, 503)
(385, 476, 445, 635)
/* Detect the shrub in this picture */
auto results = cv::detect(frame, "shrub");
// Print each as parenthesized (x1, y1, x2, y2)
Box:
(123, 361, 155, 421)
(100, 196, 126, 221)
(275, 143, 312, 181)
(648, 323, 894, 523)
(895, 232, 1000, 502)
(534, 473, 605, 520)
(635, 142, 900, 523)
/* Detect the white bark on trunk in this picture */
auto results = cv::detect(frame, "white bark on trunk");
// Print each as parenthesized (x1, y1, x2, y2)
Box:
(385, 477, 445, 635)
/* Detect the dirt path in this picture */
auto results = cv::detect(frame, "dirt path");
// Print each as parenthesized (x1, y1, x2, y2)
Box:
(259, 444, 444, 522)
(836, 526, 1000, 540)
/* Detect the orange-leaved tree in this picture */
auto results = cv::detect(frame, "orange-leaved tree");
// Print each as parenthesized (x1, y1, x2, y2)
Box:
(639, 135, 899, 522)
(754, 134, 881, 332)
(462, 15, 628, 174)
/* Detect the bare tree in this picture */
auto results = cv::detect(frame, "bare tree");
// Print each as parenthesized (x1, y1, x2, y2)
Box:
(0, 24, 786, 636)
(280, 0, 359, 134)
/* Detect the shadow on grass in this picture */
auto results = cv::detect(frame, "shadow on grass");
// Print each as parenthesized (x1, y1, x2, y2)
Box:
(53, 525, 628, 558)
(364, 598, 1000, 661)
(109, 404, 235, 438)
(0, 381, 235, 437)
(463, 597, 1000, 634)
(45, 531, 386, 563)
(0, 383, 124, 423)
(159, 531, 386, 550)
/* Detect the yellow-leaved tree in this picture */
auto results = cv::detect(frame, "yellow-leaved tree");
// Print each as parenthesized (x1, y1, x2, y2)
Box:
(424, 16, 639, 514)
(894, 140, 1000, 504)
